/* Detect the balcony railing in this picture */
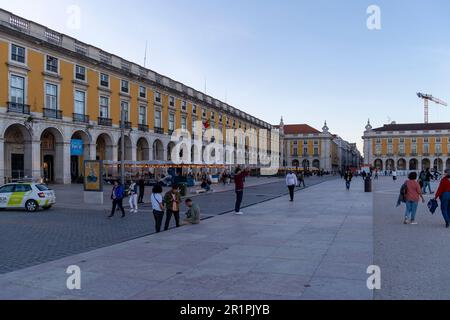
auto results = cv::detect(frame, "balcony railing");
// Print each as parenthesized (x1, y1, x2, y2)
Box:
(73, 113, 89, 123)
(7, 102, 30, 114)
(43, 108, 62, 119)
(120, 121, 132, 129)
(98, 117, 112, 127)
(138, 124, 149, 132)
(154, 127, 164, 134)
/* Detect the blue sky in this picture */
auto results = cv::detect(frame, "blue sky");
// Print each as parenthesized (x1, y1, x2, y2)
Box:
(2, 0, 450, 151)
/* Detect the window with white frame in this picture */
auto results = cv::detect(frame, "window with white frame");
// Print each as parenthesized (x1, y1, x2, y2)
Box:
(169, 96, 175, 107)
(202, 108, 206, 118)
(45, 83, 58, 110)
(423, 143, 429, 154)
(314, 147, 319, 155)
(411, 143, 417, 154)
(211, 112, 215, 120)
(303, 146, 308, 155)
(155, 110, 162, 128)
(155, 91, 161, 103)
(387, 144, 393, 154)
(181, 100, 187, 111)
(139, 86, 146, 98)
(399, 143, 405, 154)
(192, 104, 197, 114)
(99, 96, 109, 118)
(75, 65, 86, 81)
(46, 56, 58, 73)
(375, 144, 382, 155)
(436, 143, 442, 154)
(192, 119, 197, 133)
(120, 101, 129, 122)
(10, 75, 25, 105)
(139, 105, 147, 125)
(181, 116, 187, 130)
(11, 44, 25, 63)
(121, 80, 129, 93)
(169, 113, 175, 131)
(100, 73, 109, 87)
(74, 90, 86, 115)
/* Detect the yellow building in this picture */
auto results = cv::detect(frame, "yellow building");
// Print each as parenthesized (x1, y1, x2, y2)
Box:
(0, 9, 272, 184)
(363, 121, 450, 172)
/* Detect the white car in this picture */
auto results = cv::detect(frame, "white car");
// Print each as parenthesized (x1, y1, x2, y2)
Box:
(0, 183, 56, 212)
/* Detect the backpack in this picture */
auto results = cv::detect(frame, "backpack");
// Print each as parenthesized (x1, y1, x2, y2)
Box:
(397, 182, 408, 206)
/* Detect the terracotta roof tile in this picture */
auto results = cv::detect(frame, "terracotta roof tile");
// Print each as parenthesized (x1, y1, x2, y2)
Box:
(282, 124, 321, 135)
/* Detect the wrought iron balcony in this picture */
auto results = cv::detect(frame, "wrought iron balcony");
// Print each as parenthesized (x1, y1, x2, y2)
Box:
(154, 127, 164, 134)
(73, 113, 89, 123)
(138, 124, 149, 132)
(7, 102, 30, 114)
(43, 108, 62, 119)
(98, 117, 112, 127)
(120, 121, 132, 129)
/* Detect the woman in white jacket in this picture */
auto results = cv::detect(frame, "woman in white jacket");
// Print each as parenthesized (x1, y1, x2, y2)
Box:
(128, 180, 139, 213)
(286, 171, 298, 202)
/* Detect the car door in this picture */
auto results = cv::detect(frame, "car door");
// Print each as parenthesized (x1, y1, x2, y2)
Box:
(0, 185, 16, 208)
(12, 184, 33, 208)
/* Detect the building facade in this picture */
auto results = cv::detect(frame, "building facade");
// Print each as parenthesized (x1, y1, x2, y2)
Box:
(278, 119, 361, 172)
(363, 121, 450, 172)
(0, 9, 274, 184)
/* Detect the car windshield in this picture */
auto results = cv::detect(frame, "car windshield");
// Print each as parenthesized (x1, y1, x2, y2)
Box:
(35, 184, 50, 191)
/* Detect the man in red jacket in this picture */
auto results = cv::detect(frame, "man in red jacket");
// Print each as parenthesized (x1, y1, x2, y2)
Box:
(234, 167, 250, 215)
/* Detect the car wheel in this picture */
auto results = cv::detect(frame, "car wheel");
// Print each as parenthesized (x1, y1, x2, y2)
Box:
(25, 200, 38, 212)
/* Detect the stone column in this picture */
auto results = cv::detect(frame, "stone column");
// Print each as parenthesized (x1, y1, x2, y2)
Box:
(0, 138, 4, 184)
(55, 141, 72, 184)
(89, 144, 97, 161)
(31, 139, 42, 182)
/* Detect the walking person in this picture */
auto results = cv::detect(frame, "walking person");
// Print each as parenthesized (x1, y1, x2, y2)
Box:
(403, 172, 425, 225)
(138, 175, 145, 204)
(108, 180, 126, 218)
(164, 185, 181, 231)
(286, 171, 298, 202)
(234, 167, 250, 215)
(434, 170, 450, 228)
(392, 170, 397, 182)
(298, 171, 306, 188)
(422, 168, 434, 194)
(128, 179, 138, 213)
(344, 170, 353, 190)
(151, 185, 165, 233)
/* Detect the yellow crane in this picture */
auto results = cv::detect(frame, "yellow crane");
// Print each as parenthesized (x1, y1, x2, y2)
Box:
(417, 92, 448, 123)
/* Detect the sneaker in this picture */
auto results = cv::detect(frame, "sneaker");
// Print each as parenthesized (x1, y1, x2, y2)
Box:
(235, 211, 244, 215)
(410, 221, 418, 225)
(403, 218, 409, 225)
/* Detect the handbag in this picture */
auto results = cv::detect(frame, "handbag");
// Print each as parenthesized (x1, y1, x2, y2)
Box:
(427, 199, 438, 214)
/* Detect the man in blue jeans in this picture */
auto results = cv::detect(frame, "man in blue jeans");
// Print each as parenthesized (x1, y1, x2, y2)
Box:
(234, 167, 249, 215)
(422, 168, 434, 194)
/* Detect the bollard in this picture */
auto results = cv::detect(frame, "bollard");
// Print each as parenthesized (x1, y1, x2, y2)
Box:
(364, 177, 372, 193)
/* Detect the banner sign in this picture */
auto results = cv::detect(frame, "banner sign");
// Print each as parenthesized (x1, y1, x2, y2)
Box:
(71, 139, 84, 156)
(84, 160, 103, 192)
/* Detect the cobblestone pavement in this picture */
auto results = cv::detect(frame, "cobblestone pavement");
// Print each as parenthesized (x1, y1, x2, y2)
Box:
(0, 176, 334, 274)
(0, 177, 373, 300)
(373, 177, 450, 300)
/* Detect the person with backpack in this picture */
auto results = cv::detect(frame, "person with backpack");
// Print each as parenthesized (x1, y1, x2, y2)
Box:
(151, 185, 165, 233)
(434, 169, 450, 228)
(108, 180, 126, 218)
(128, 179, 139, 213)
(401, 172, 425, 225)
(422, 168, 434, 194)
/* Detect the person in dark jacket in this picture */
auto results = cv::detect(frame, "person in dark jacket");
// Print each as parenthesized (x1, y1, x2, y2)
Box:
(422, 168, 434, 194)
(108, 180, 125, 218)
(163, 185, 181, 230)
(234, 167, 250, 215)
(344, 170, 353, 190)
(138, 175, 145, 204)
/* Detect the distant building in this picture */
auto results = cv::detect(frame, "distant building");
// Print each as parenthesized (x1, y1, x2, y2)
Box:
(362, 120, 450, 172)
(276, 119, 361, 172)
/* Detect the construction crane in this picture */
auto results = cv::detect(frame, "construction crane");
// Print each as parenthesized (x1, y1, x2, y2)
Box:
(417, 92, 448, 123)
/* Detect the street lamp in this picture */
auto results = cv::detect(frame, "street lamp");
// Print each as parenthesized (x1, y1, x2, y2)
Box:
(120, 107, 126, 186)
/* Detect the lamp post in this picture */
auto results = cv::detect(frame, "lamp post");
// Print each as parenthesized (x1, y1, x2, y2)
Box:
(120, 107, 126, 186)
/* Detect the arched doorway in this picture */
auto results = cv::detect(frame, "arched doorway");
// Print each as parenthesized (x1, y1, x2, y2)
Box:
(167, 142, 176, 161)
(137, 138, 150, 161)
(374, 159, 383, 170)
(409, 159, 418, 171)
(96, 133, 113, 161)
(302, 159, 310, 170)
(3, 123, 33, 182)
(434, 158, 444, 172)
(153, 139, 164, 160)
(117, 136, 132, 161)
(422, 158, 431, 170)
(41, 128, 64, 183)
(312, 159, 320, 170)
(386, 159, 395, 171)
(292, 159, 300, 167)
(397, 159, 406, 171)
(70, 130, 90, 183)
